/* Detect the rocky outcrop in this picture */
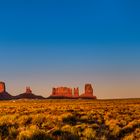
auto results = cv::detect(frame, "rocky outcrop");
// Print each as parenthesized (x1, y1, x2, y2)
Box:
(0, 82, 13, 100)
(74, 88, 79, 98)
(51, 87, 72, 97)
(80, 84, 96, 99)
(0, 82, 97, 100)
(15, 87, 45, 99)
(0, 81, 6, 93)
(48, 84, 96, 99)
(25, 87, 32, 94)
(48, 86, 80, 99)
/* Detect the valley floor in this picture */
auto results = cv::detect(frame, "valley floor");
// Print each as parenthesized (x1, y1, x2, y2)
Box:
(0, 99, 140, 140)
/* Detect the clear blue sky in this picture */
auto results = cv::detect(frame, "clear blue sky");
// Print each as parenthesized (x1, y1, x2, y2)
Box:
(0, 0, 140, 98)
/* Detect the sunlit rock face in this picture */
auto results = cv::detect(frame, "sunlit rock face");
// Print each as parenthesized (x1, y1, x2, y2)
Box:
(0, 81, 13, 100)
(80, 84, 97, 99)
(52, 87, 73, 97)
(85, 84, 93, 96)
(74, 88, 79, 97)
(49, 84, 97, 99)
(50, 87, 80, 98)
(0, 82, 6, 93)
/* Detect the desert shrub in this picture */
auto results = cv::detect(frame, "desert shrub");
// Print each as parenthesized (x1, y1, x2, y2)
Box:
(75, 124, 87, 132)
(120, 120, 140, 136)
(61, 125, 72, 132)
(100, 135, 108, 140)
(0, 123, 9, 139)
(0, 116, 16, 139)
(62, 113, 77, 125)
(17, 129, 32, 140)
(61, 132, 80, 140)
(105, 119, 118, 129)
(70, 126, 80, 136)
(80, 115, 88, 123)
(61, 125, 80, 136)
(32, 114, 47, 128)
(7, 127, 19, 140)
(18, 115, 32, 126)
(122, 128, 140, 140)
(18, 129, 52, 140)
(122, 133, 134, 140)
(30, 129, 52, 140)
(91, 123, 100, 129)
(52, 129, 63, 136)
(0, 115, 15, 127)
(41, 121, 56, 131)
(134, 128, 140, 139)
(119, 120, 127, 127)
(111, 125, 121, 138)
(83, 128, 96, 140)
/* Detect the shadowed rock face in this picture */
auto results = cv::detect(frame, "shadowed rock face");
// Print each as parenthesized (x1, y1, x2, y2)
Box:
(0, 82, 13, 100)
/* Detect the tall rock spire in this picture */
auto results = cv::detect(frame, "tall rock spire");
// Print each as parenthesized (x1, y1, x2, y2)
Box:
(25, 86, 32, 94)
(85, 84, 93, 96)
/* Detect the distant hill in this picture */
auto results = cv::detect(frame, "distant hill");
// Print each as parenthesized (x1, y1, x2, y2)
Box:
(14, 87, 45, 100)
(14, 92, 45, 99)
(0, 92, 13, 100)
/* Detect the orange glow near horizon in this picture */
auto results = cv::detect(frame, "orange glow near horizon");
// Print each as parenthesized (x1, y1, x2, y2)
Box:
(3, 75, 140, 99)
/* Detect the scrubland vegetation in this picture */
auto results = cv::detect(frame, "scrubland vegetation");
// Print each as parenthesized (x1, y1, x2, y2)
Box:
(0, 99, 139, 140)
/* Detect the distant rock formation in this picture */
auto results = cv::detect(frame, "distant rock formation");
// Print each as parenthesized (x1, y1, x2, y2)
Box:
(48, 87, 79, 99)
(48, 84, 96, 99)
(25, 86, 32, 94)
(15, 86, 45, 99)
(0, 82, 97, 100)
(80, 84, 96, 99)
(0, 82, 13, 100)
(0, 81, 6, 93)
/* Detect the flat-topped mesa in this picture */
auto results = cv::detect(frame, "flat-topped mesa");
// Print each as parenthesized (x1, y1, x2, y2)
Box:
(25, 86, 32, 94)
(52, 87, 73, 97)
(51, 87, 80, 98)
(0, 82, 6, 93)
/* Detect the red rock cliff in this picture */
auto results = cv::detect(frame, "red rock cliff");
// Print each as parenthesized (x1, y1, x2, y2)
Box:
(0, 82, 6, 93)
(80, 84, 96, 99)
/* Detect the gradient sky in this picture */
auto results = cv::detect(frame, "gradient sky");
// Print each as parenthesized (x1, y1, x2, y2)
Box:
(0, 0, 140, 99)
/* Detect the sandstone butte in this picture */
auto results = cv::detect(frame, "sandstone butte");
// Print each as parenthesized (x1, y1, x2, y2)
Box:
(48, 84, 97, 99)
(0, 82, 13, 100)
(0, 81, 97, 100)
(0, 81, 6, 93)
(15, 86, 45, 99)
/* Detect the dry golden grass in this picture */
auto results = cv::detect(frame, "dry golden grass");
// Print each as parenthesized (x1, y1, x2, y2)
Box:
(0, 99, 139, 140)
